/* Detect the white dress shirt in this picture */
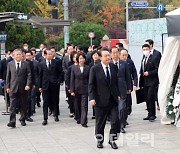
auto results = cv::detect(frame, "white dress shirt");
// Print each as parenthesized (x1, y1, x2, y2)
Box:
(15, 61, 21, 70)
(79, 66, 84, 73)
(101, 61, 111, 77)
(46, 60, 51, 68)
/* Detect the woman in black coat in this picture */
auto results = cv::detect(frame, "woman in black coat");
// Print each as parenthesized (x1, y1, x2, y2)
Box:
(70, 53, 90, 127)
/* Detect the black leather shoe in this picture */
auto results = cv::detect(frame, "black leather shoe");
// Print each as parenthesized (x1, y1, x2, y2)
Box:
(109, 141, 118, 149)
(77, 121, 80, 124)
(126, 121, 129, 125)
(91, 116, 95, 119)
(149, 116, 156, 122)
(120, 128, 126, 133)
(7, 122, 16, 128)
(42, 120, 48, 125)
(143, 116, 150, 120)
(97, 142, 103, 148)
(69, 113, 74, 118)
(54, 117, 59, 122)
(82, 124, 88, 128)
(20, 121, 26, 126)
(26, 117, 33, 122)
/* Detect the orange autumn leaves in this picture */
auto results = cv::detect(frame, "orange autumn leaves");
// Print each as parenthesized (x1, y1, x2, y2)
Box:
(98, 0, 125, 27)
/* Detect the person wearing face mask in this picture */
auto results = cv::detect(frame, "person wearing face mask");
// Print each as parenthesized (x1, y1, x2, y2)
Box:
(23, 42, 29, 51)
(145, 39, 162, 110)
(139, 44, 161, 122)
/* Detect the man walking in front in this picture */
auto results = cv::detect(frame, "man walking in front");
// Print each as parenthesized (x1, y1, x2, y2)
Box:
(6, 49, 31, 128)
(89, 48, 120, 149)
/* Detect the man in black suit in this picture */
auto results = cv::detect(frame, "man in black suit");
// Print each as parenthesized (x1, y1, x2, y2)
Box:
(139, 44, 161, 122)
(6, 49, 31, 128)
(0, 49, 14, 108)
(62, 45, 73, 108)
(30, 48, 40, 113)
(25, 50, 35, 121)
(110, 47, 131, 134)
(39, 49, 64, 125)
(119, 49, 138, 116)
(50, 47, 64, 116)
(145, 39, 162, 110)
(89, 48, 120, 149)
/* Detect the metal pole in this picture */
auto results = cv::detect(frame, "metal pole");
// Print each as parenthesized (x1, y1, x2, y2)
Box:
(126, 0, 129, 50)
(90, 38, 92, 46)
(63, 0, 69, 48)
(159, 0, 161, 18)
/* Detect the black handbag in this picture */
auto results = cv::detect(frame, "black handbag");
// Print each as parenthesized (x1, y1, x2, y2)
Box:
(136, 88, 145, 104)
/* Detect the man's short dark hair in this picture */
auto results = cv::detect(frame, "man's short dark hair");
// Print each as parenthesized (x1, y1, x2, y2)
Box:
(119, 48, 128, 53)
(110, 46, 119, 53)
(145, 39, 154, 47)
(142, 44, 150, 49)
(25, 50, 33, 55)
(99, 47, 109, 57)
(116, 43, 124, 48)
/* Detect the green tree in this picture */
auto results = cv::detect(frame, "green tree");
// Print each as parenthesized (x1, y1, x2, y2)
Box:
(0, 0, 32, 13)
(0, 0, 45, 49)
(59, 22, 107, 48)
(5, 24, 45, 49)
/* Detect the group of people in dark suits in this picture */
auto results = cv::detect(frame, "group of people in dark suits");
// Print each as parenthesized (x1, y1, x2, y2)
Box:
(0, 38, 162, 150)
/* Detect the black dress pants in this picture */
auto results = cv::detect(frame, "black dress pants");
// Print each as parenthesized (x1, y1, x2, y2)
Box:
(42, 83, 60, 120)
(95, 98, 120, 143)
(74, 94, 88, 125)
(144, 85, 156, 117)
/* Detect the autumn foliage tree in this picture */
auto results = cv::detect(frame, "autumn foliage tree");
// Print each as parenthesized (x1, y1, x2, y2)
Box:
(98, 0, 126, 38)
(31, 0, 63, 19)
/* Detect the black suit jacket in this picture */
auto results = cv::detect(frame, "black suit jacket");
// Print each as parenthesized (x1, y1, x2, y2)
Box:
(89, 62, 119, 107)
(117, 59, 131, 96)
(39, 59, 64, 91)
(0, 58, 7, 80)
(0, 56, 14, 80)
(139, 51, 161, 87)
(126, 58, 138, 91)
(26, 59, 35, 86)
(70, 65, 90, 95)
(32, 59, 39, 86)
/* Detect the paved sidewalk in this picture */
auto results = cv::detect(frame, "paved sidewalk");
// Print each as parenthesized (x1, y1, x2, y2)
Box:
(0, 88, 180, 154)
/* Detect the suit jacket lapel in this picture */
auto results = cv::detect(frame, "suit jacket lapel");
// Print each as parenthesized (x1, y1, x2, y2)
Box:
(12, 61, 17, 74)
(145, 55, 152, 70)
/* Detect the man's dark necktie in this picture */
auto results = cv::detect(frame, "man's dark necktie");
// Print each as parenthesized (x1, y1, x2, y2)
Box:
(17, 62, 20, 74)
(48, 61, 51, 70)
(115, 62, 118, 68)
(106, 66, 110, 85)
(143, 57, 147, 72)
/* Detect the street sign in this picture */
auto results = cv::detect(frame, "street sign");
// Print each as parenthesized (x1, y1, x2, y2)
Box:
(0, 35, 7, 41)
(13, 14, 32, 20)
(88, 32, 95, 39)
(156, 4, 165, 12)
(131, 1, 149, 7)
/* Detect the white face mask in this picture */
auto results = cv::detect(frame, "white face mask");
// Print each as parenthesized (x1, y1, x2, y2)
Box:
(143, 50, 150, 57)
(88, 49, 92, 52)
(24, 46, 28, 50)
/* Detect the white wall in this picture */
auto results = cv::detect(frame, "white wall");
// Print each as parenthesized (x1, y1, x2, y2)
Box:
(128, 18, 167, 72)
